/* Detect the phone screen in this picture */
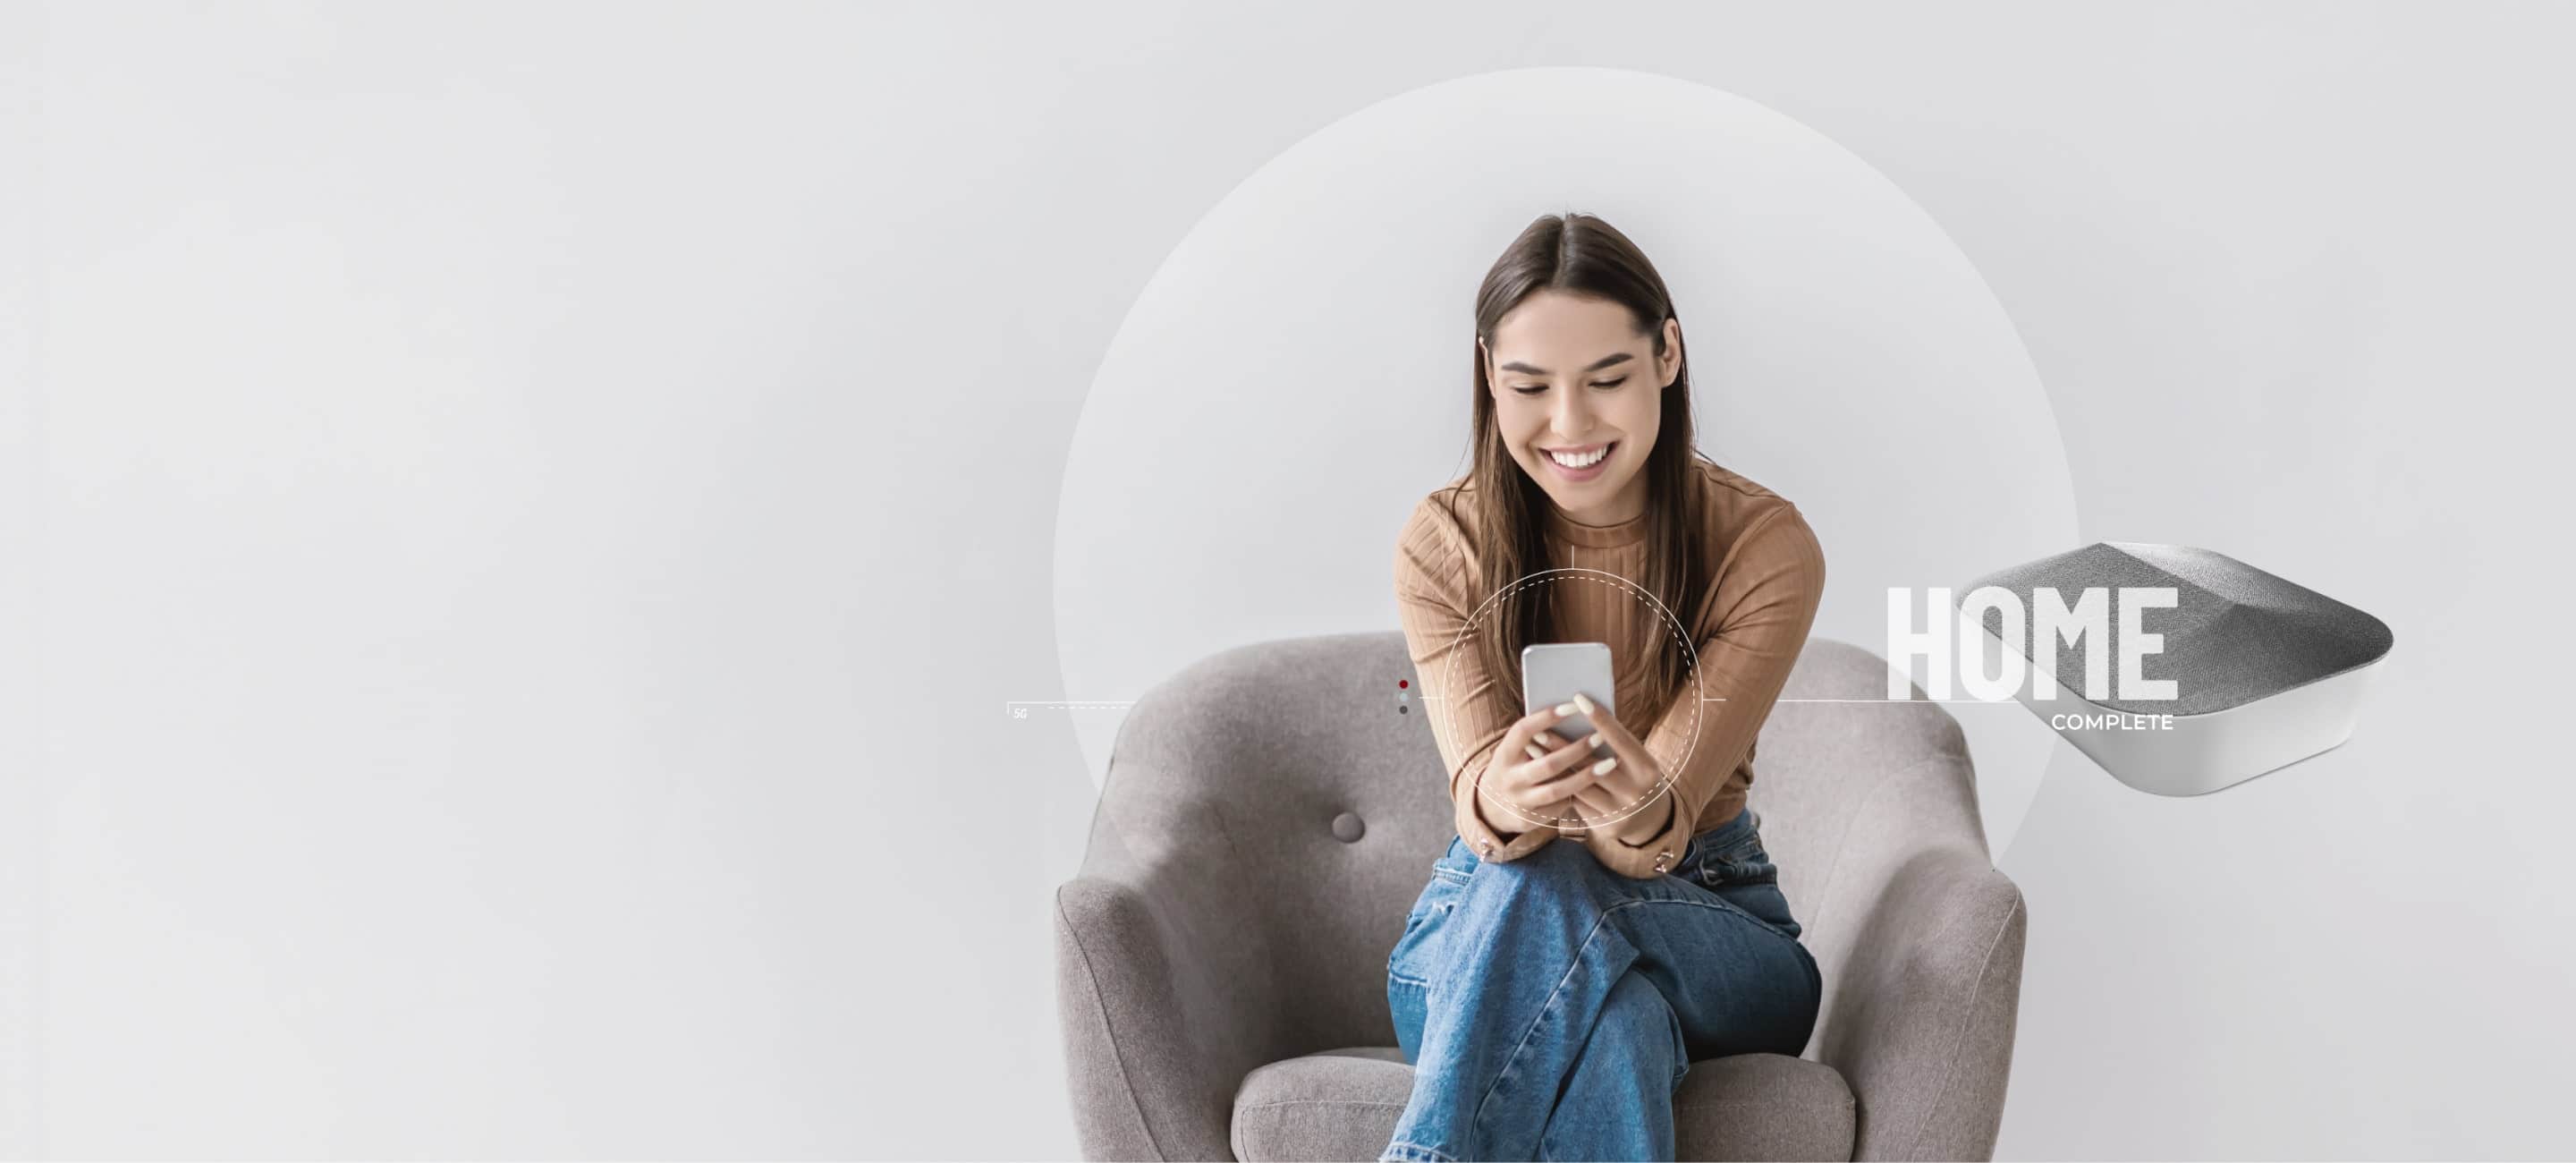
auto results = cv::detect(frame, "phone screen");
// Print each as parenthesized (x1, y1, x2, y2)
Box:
(1521, 642, 1616, 760)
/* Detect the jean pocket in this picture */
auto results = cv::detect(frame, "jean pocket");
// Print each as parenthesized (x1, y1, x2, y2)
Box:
(1695, 835, 1779, 890)
(1431, 839, 1479, 880)
(1697, 843, 1804, 941)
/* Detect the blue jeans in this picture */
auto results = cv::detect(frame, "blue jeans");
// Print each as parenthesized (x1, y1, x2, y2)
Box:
(1381, 808, 1822, 1162)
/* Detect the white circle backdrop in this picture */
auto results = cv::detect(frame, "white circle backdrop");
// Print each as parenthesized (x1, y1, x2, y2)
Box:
(1053, 66, 2080, 860)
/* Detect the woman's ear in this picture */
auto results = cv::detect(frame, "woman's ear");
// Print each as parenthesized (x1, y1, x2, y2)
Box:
(1660, 318, 1683, 387)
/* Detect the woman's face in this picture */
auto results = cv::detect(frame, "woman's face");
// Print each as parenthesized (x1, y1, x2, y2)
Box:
(1482, 290, 1682, 526)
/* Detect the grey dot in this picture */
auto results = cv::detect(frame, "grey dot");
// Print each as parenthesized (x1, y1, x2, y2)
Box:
(1332, 811, 1366, 843)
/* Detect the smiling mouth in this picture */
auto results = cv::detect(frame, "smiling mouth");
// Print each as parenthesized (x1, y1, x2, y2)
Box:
(1543, 441, 1614, 470)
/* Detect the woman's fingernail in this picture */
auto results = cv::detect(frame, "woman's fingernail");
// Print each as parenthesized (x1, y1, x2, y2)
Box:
(1555, 701, 1579, 716)
(1588, 733, 1606, 749)
(1592, 757, 1618, 776)
(1574, 693, 1597, 714)
(1527, 744, 1547, 760)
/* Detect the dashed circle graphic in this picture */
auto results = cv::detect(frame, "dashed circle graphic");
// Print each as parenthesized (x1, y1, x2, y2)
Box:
(1436, 566, 1704, 833)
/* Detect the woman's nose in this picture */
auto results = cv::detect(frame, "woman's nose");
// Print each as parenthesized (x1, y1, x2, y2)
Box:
(1553, 402, 1594, 436)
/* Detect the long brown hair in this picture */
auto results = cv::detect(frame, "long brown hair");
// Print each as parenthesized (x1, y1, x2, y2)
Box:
(1435, 212, 1709, 731)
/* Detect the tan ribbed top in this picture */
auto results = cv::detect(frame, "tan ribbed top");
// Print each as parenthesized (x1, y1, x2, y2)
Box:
(1392, 457, 1826, 879)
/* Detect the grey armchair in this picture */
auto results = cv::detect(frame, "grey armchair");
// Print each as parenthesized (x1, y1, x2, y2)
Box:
(1055, 632, 2027, 1161)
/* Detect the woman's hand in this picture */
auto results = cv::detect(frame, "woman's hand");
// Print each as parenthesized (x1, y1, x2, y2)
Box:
(1479, 702, 1618, 835)
(1520, 692, 1674, 845)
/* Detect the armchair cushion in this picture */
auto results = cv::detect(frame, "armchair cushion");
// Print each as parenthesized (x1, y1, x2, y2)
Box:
(1230, 1047, 1855, 1162)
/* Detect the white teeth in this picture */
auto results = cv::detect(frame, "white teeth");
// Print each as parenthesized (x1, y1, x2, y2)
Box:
(1548, 445, 1609, 469)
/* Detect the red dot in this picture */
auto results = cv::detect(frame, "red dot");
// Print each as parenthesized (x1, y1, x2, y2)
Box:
(1398, 679, 1409, 689)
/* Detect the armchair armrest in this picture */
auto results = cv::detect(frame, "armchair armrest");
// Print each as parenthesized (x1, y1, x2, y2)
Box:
(1815, 840, 2028, 1161)
(1055, 802, 1287, 1161)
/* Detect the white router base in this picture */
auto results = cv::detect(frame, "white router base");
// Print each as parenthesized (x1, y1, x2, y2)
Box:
(1970, 620, 2388, 796)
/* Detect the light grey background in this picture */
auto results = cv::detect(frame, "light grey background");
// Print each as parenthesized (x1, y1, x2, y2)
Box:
(5, 2, 2570, 1159)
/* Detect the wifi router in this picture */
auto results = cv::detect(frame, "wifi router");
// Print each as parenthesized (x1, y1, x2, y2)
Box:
(1955, 542, 2393, 795)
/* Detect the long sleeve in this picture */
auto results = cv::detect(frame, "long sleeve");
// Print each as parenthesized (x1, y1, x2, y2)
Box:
(1582, 503, 1826, 879)
(1393, 498, 1559, 863)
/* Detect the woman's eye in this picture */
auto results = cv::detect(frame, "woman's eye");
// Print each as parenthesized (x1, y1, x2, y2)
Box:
(1512, 378, 1627, 395)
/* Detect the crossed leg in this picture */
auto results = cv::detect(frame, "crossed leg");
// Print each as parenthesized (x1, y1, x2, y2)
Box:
(1380, 838, 1813, 1162)
(1537, 968, 1687, 1161)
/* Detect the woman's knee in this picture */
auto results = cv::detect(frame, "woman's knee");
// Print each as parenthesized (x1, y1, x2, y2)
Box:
(1599, 972, 1674, 1037)
(1480, 837, 1612, 898)
(1446, 842, 1624, 943)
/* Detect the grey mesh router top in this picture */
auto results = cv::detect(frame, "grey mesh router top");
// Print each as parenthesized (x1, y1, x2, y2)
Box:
(1958, 541, 2394, 716)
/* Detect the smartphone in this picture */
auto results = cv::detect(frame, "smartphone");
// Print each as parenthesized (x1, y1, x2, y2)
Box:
(1521, 642, 1616, 761)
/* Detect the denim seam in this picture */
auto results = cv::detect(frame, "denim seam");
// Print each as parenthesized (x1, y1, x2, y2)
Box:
(1483, 902, 1617, 1140)
(1678, 874, 1802, 943)
(1382, 1138, 1460, 1162)
(1468, 900, 1632, 1153)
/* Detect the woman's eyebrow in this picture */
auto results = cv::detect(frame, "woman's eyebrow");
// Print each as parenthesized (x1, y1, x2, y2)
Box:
(1498, 352, 1635, 376)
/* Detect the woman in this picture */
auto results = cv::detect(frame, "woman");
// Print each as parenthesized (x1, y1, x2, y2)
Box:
(1384, 213, 1827, 1162)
